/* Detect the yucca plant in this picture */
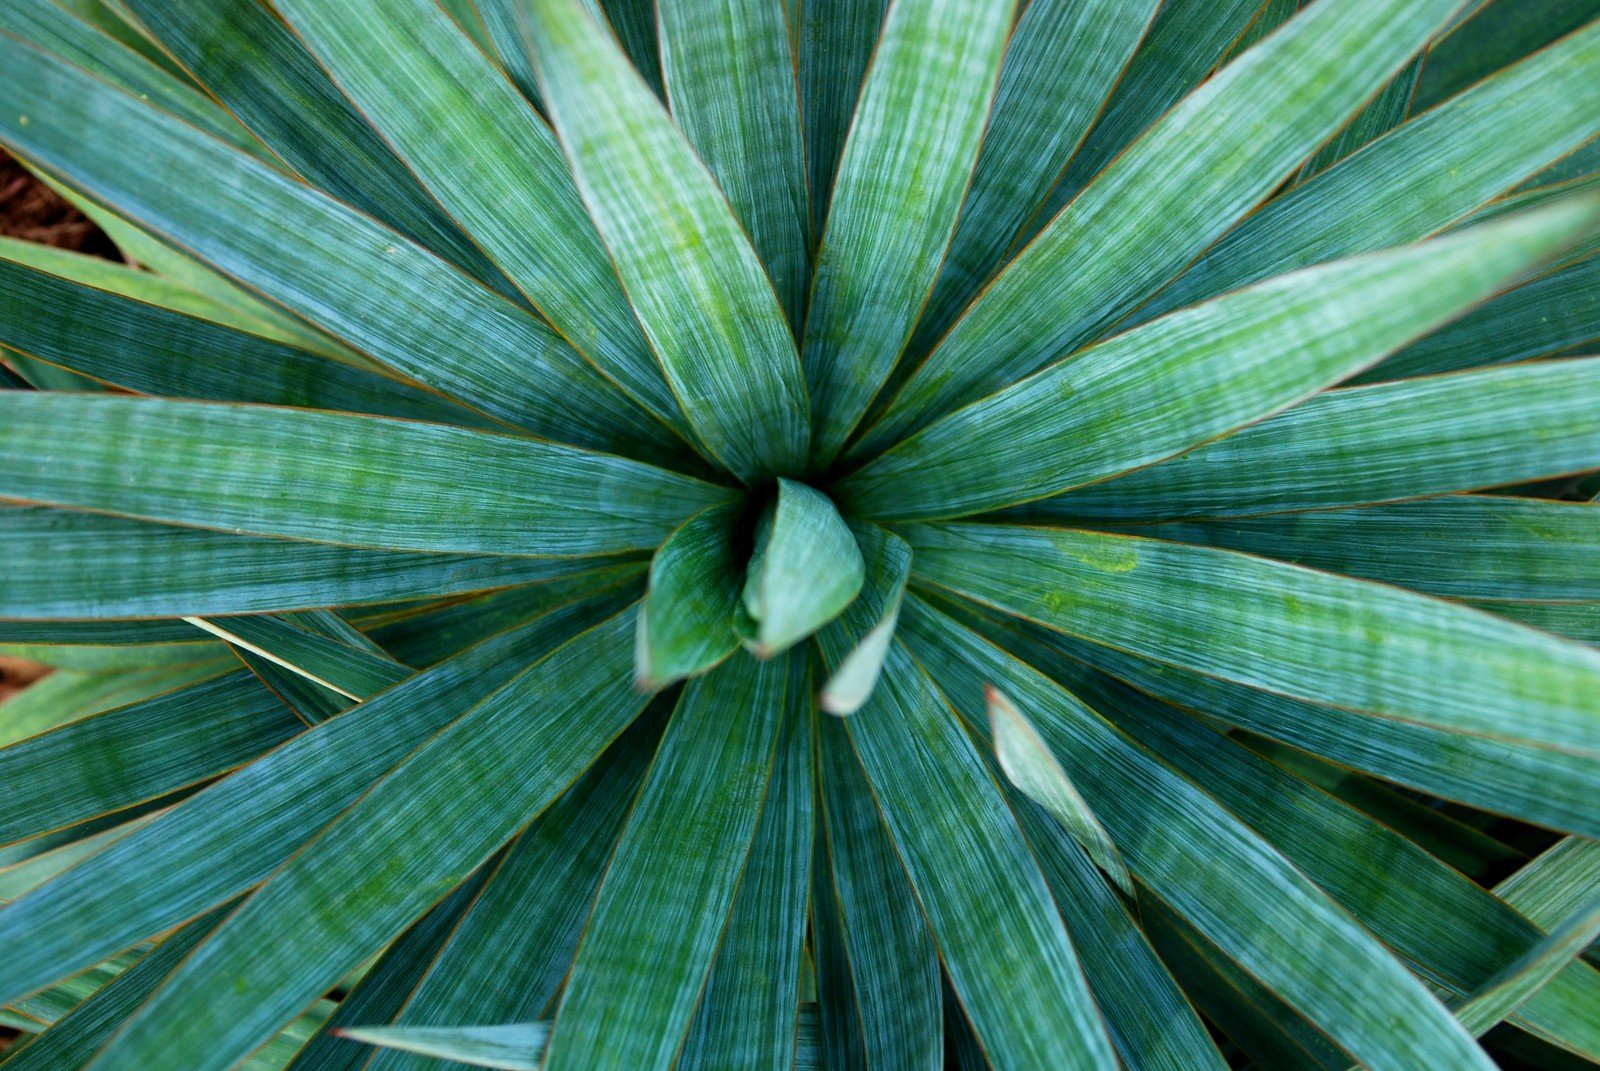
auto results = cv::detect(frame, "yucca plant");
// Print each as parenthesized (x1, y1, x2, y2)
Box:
(2, 0, 1600, 1068)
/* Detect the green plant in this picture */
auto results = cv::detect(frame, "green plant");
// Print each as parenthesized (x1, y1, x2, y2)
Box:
(0, 0, 1598, 1068)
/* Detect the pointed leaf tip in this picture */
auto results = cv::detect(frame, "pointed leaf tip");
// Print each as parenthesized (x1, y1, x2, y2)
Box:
(819, 600, 901, 716)
(335, 1022, 550, 1070)
(987, 685, 1133, 897)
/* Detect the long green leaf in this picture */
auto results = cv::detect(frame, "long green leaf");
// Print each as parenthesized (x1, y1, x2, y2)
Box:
(1034, 0, 1266, 228)
(338, 1025, 548, 1071)
(0, 908, 227, 1071)
(84, 610, 653, 1071)
(0, 254, 477, 424)
(0, 587, 634, 1005)
(637, 503, 744, 688)
(796, 0, 889, 240)
(0, 659, 232, 749)
(119, 0, 519, 298)
(841, 199, 1598, 518)
(521, 0, 810, 482)
(1031, 358, 1600, 519)
(0, 394, 730, 555)
(810, 838, 865, 1071)
(742, 480, 864, 657)
(801, 0, 1018, 462)
(1141, 497, 1600, 602)
(0, 671, 298, 849)
(679, 694, 813, 1071)
(814, 712, 942, 1071)
(365, 707, 665, 1071)
(267, 0, 687, 436)
(1413, 0, 1600, 111)
(815, 636, 1119, 1070)
(907, 522, 1600, 757)
(0, 230, 352, 365)
(1073, 674, 1600, 1057)
(854, 0, 1461, 454)
(0, 32, 670, 454)
(1499, 838, 1600, 933)
(818, 524, 911, 716)
(1145, 20, 1600, 322)
(901, 599, 1501, 1071)
(0, 507, 614, 620)
(659, 0, 810, 324)
(285, 869, 493, 1071)
(1365, 253, 1600, 381)
(596, 0, 665, 96)
(0, 0, 258, 154)
(543, 653, 797, 1071)
(905, 0, 1161, 363)
(1295, 56, 1422, 182)
(1016, 804, 1230, 1071)
(1139, 899, 1351, 1071)
(1056, 635, 1600, 837)
(1454, 895, 1600, 1037)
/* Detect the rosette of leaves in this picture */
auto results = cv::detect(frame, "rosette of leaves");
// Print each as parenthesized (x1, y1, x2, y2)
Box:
(1, 0, 1599, 1069)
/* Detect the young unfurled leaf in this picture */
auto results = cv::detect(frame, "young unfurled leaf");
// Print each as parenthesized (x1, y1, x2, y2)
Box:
(986, 685, 1133, 897)
(741, 480, 864, 658)
(636, 503, 744, 688)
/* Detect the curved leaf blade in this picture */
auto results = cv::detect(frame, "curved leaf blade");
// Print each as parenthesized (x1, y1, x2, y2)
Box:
(543, 653, 798, 1071)
(987, 686, 1131, 897)
(637, 503, 744, 688)
(0, 586, 634, 1006)
(360, 708, 666, 1071)
(802, 0, 1018, 462)
(522, 0, 810, 482)
(841, 197, 1600, 519)
(0, 31, 668, 454)
(742, 480, 864, 657)
(819, 524, 911, 715)
(903, 599, 1502, 1071)
(1141, 497, 1600, 603)
(1147, 19, 1600, 322)
(1032, 357, 1600, 519)
(814, 710, 942, 1071)
(856, 0, 1464, 454)
(814, 635, 1119, 1071)
(267, 0, 686, 436)
(119, 0, 519, 298)
(659, 0, 810, 324)
(906, 0, 1162, 363)
(678, 699, 814, 1071)
(906, 522, 1600, 757)
(83, 610, 653, 1071)
(0, 507, 613, 621)
(0, 394, 731, 555)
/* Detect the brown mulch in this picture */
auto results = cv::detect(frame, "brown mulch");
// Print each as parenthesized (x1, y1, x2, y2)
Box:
(0, 148, 119, 257)
(0, 657, 49, 705)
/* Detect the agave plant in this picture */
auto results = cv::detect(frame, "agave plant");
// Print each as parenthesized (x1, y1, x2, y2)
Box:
(2, 0, 1600, 1068)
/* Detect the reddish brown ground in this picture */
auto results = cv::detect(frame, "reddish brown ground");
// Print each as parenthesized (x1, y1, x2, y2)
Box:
(0, 148, 118, 256)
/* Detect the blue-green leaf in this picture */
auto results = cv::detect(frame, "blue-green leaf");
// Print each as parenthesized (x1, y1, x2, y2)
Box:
(521, 0, 811, 482)
(801, 0, 1018, 462)
(543, 653, 799, 1071)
